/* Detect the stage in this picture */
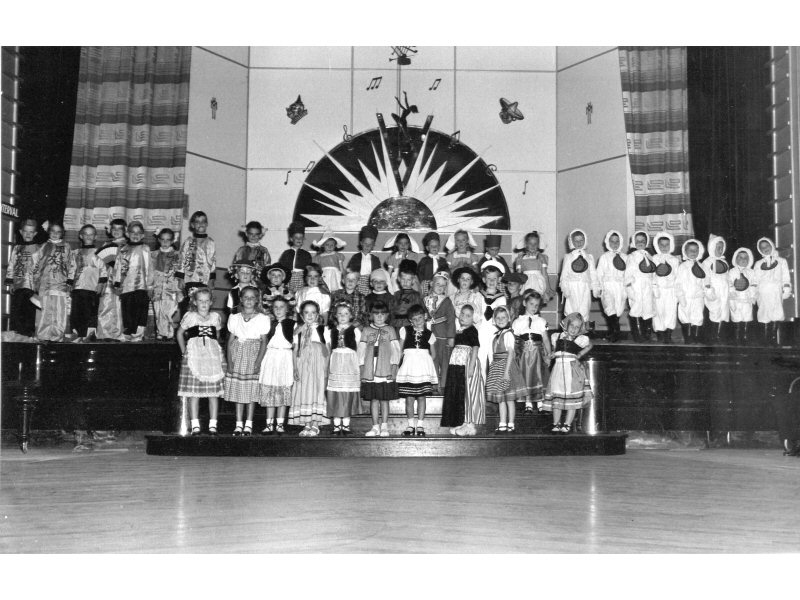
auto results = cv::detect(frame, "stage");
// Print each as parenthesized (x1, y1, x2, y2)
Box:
(2, 337, 798, 457)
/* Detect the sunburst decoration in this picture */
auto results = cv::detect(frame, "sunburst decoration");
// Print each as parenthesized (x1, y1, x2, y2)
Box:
(294, 115, 510, 232)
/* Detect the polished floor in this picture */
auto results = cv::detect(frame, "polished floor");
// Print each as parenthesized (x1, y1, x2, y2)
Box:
(1, 443, 799, 553)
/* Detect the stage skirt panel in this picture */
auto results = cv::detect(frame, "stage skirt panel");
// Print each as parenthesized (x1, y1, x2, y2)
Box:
(543, 353, 588, 411)
(486, 351, 526, 403)
(289, 341, 329, 425)
(516, 339, 547, 401)
(224, 338, 262, 404)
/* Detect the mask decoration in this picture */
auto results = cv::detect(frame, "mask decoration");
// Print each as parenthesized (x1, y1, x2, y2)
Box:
(286, 95, 308, 125)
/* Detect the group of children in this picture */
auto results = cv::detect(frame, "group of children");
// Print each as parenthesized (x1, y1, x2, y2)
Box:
(5, 212, 792, 437)
(567, 229, 792, 345)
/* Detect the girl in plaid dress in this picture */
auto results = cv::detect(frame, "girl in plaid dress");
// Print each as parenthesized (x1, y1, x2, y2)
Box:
(177, 287, 226, 436)
(224, 286, 270, 437)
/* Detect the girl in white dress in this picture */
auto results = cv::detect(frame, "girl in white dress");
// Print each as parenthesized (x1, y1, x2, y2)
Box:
(259, 296, 295, 435)
(294, 263, 331, 324)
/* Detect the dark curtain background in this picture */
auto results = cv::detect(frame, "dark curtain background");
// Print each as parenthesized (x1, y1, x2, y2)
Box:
(16, 46, 81, 229)
(687, 46, 772, 252)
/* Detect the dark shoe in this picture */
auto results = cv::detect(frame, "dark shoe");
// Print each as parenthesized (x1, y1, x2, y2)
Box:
(415, 427, 426, 437)
(524, 405, 534, 415)
(641, 318, 653, 341)
(402, 426, 415, 437)
(243, 426, 252, 437)
(191, 426, 201, 437)
(341, 425, 352, 436)
(629, 317, 642, 343)
(495, 425, 509, 435)
(232, 426, 243, 437)
(655, 331, 665, 343)
(275, 423, 285, 436)
(261, 423, 275, 435)
(208, 426, 218, 437)
(680, 324, 691, 344)
(664, 329, 673, 344)
(332, 425, 343, 436)
(506, 424, 515, 434)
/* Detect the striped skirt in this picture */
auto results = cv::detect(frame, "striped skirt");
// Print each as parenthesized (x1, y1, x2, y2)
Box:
(485, 351, 526, 403)
(224, 338, 262, 404)
(396, 349, 438, 398)
(288, 269, 305, 294)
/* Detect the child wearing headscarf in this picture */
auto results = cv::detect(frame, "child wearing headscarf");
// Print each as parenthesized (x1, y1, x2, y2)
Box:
(753, 237, 792, 345)
(651, 232, 680, 344)
(595, 229, 627, 342)
(728, 247, 757, 344)
(559, 228, 600, 322)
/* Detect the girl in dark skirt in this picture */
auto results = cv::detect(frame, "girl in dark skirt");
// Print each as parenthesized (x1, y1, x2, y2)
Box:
(440, 304, 483, 436)
(396, 304, 438, 437)
(358, 301, 401, 437)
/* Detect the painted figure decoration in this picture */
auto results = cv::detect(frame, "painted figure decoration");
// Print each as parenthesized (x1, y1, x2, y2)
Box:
(499, 98, 524, 124)
(286, 95, 308, 125)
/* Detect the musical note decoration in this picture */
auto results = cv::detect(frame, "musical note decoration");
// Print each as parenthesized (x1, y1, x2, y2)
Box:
(586, 102, 593, 125)
(485, 164, 498, 176)
(366, 76, 382, 91)
(448, 130, 461, 149)
(390, 46, 417, 66)
(284, 170, 292, 185)
(210, 97, 218, 120)
(499, 98, 524, 124)
(523, 180, 529, 195)
(429, 78, 441, 91)
(302, 161, 315, 173)
(286, 95, 308, 125)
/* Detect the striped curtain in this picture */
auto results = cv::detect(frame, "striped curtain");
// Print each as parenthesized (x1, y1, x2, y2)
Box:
(63, 47, 191, 244)
(619, 47, 693, 247)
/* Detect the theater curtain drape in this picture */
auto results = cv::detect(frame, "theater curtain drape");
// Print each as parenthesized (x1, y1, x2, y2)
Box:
(63, 46, 191, 244)
(619, 47, 693, 247)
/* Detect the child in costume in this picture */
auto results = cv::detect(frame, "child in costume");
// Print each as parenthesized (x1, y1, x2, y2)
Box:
(595, 229, 627, 342)
(702, 233, 731, 343)
(95, 218, 127, 341)
(329, 270, 366, 329)
(224, 286, 270, 437)
(150, 228, 183, 340)
(559, 228, 600, 322)
(476, 234, 511, 293)
(503, 271, 528, 322)
(392, 259, 425, 330)
(278, 222, 312, 294)
(176, 287, 225, 436)
(259, 296, 295, 435)
(383, 232, 421, 292)
(651, 232, 680, 344)
(231, 221, 270, 284)
(424, 271, 456, 393)
(513, 230, 554, 301)
(675, 239, 710, 344)
(753, 237, 792, 345)
(624, 230, 656, 342)
(326, 301, 362, 435)
(226, 259, 258, 316)
(544, 312, 593, 433)
(359, 301, 401, 437)
(440, 304, 484, 436)
(449, 266, 486, 330)
(479, 261, 507, 322)
(364, 268, 397, 327)
(294, 263, 331, 324)
(313, 230, 346, 293)
(485, 306, 526, 433)
(512, 290, 551, 414)
(32, 222, 73, 342)
(347, 225, 382, 296)
(3, 218, 40, 341)
(176, 211, 216, 316)
(446, 229, 480, 271)
(67, 224, 106, 343)
(261, 262, 295, 319)
(396, 304, 438, 437)
(113, 221, 153, 342)
(417, 231, 449, 297)
(291, 300, 329, 437)
(728, 247, 757, 345)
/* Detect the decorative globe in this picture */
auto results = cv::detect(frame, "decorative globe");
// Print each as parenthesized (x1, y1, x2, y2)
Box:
(368, 196, 437, 230)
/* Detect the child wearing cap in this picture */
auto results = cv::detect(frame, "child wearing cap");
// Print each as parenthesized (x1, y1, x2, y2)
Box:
(227, 259, 258, 316)
(278, 222, 313, 294)
(503, 271, 528, 322)
(418, 231, 449, 297)
(476, 234, 511, 288)
(313, 230, 346, 293)
(595, 230, 627, 343)
(559, 228, 600, 323)
(728, 247, 757, 345)
(231, 221, 270, 282)
(364, 268, 397, 327)
(347, 225, 382, 296)
(753, 237, 792, 346)
(261, 262, 295, 319)
(424, 271, 456, 393)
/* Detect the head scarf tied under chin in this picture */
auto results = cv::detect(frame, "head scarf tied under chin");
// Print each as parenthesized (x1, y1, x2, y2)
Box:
(492, 306, 511, 335)
(560, 312, 586, 336)
(568, 228, 588, 251)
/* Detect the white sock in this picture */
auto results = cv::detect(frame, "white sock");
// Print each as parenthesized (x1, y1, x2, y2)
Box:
(244, 420, 252, 429)
(380, 422, 388, 429)
(236, 420, 244, 429)
(209, 419, 217, 428)
(342, 418, 350, 426)
(334, 417, 342, 426)
(408, 418, 415, 427)
(498, 421, 507, 428)
(191, 419, 200, 428)
(417, 419, 425, 428)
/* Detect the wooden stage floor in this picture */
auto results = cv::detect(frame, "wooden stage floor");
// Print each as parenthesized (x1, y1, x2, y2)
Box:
(1, 443, 799, 553)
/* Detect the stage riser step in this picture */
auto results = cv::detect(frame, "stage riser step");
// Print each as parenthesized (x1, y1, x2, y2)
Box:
(145, 433, 627, 457)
